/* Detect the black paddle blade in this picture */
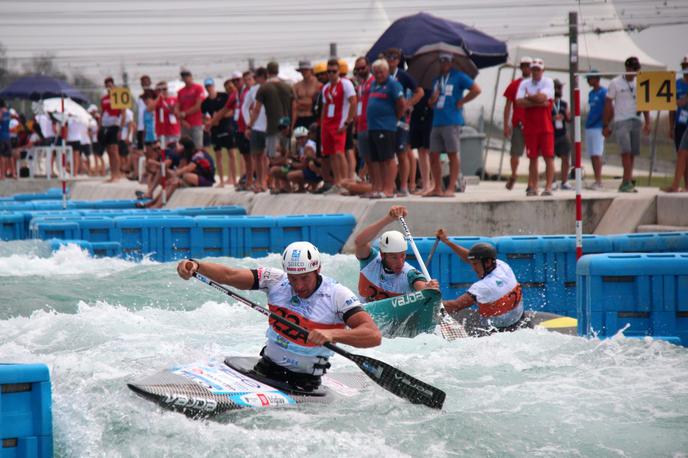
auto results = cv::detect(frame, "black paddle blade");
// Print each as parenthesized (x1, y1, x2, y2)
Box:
(348, 353, 445, 409)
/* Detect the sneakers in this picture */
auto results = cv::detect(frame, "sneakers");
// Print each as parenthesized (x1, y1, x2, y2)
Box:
(323, 185, 340, 195)
(590, 182, 604, 191)
(618, 181, 638, 193)
(396, 189, 409, 197)
(559, 181, 574, 191)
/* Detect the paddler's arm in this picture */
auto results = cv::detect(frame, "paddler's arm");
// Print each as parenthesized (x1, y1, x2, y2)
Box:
(443, 293, 475, 313)
(353, 205, 408, 259)
(307, 311, 382, 348)
(176, 259, 255, 290)
(435, 228, 469, 263)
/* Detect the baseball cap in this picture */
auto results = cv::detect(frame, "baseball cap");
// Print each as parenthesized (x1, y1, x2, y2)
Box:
(313, 61, 327, 74)
(231, 71, 242, 79)
(297, 60, 312, 70)
(87, 104, 98, 113)
(203, 78, 214, 86)
(438, 52, 453, 62)
(519, 56, 533, 65)
(531, 58, 545, 69)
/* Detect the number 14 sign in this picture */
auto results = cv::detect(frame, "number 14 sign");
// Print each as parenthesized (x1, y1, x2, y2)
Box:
(636, 71, 676, 111)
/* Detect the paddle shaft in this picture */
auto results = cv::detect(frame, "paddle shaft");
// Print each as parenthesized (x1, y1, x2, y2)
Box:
(398, 217, 431, 280)
(425, 237, 440, 266)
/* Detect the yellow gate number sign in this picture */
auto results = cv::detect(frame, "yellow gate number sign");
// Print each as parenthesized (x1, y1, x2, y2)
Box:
(110, 87, 133, 109)
(636, 71, 676, 111)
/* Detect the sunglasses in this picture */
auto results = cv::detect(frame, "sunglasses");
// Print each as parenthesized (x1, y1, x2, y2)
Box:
(354, 67, 366, 71)
(327, 69, 338, 74)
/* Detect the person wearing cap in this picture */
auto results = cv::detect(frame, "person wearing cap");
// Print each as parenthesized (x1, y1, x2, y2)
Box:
(175, 69, 206, 149)
(201, 77, 230, 187)
(552, 79, 572, 190)
(0, 99, 11, 178)
(585, 69, 608, 190)
(434, 229, 524, 336)
(603, 56, 651, 193)
(176, 241, 381, 391)
(425, 52, 481, 197)
(270, 125, 314, 193)
(516, 58, 556, 196)
(665, 55, 688, 192)
(503, 56, 533, 190)
(354, 206, 431, 302)
(385, 48, 424, 196)
(99, 76, 123, 181)
(291, 60, 322, 134)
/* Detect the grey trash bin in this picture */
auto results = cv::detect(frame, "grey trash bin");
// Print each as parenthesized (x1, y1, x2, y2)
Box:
(459, 126, 485, 177)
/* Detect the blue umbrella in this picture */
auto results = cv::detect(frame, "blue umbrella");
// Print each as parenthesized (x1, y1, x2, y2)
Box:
(0, 74, 89, 103)
(367, 12, 508, 86)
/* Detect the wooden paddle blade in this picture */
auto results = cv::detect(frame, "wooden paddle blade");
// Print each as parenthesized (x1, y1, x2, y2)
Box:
(347, 353, 445, 409)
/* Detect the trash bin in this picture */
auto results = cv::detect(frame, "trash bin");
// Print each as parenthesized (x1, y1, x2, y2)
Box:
(459, 126, 485, 177)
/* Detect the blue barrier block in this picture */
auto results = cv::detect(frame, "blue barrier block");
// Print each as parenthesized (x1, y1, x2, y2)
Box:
(30, 201, 78, 211)
(160, 216, 198, 262)
(113, 215, 166, 261)
(21, 211, 83, 239)
(227, 216, 279, 258)
(78, 209, 147, 218)
(609, 232, 688, 253)
(194, 216, 235, 258)
(275, 214, 355, 254)
(12, 191, 65, 201)
(576, 253, 688, 345)
(90, 241, 122, 257)
(30, 219, 80, 240)
(0, 202, 35, 212)
(175, 206, 246, 217)
(0, 363, 53, 458)
(0, 212, 24, 241)
(48, 239, 93, 254)
(76, 216, 118, 243)
(82, 199, 141, 210)
(493, 236, 549, 310)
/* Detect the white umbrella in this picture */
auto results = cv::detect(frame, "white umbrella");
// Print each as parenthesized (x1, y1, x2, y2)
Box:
(35, 97, 94, 125)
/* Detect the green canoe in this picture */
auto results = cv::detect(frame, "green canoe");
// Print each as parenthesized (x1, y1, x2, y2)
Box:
(363, 289, 442, 338)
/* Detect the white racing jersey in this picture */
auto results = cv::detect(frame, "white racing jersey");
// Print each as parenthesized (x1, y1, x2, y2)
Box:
(358, 247, 425, 302)
(256, 267, 362, 375)
(467, 259, 523, 328)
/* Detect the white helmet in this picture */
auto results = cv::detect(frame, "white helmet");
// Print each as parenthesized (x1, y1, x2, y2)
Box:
(379, 231, 407, 253)
(282, 241, 321, 274)
(294, 126, 309, 138)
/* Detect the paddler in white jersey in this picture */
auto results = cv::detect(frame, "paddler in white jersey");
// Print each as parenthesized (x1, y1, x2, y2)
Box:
(176, 241, 381, 392)
(354, 206, 430, 302)
(433, 229, 524, 336)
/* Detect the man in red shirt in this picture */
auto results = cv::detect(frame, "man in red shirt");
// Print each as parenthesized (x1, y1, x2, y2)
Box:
(99, 76, 122, 181)
(516, 58, 555, 196)
(176, 68, 206, 148)
(320, 58, 357, 192)
(154, 81, 180, 148)
(502, 56, 532, 190)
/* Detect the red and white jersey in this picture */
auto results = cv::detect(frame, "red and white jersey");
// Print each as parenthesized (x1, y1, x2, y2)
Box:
(516, 77, 554, 135)
(155, 95, 180, 137)
(256, 267, 362, 375)
(321, 78, 355, 130)
(100, 93, 122, 127)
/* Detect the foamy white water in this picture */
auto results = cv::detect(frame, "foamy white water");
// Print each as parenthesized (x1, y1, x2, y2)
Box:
(1, 241, 687, 457)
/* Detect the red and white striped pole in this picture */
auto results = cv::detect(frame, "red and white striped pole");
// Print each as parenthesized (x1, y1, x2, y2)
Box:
(161, 144, 167, 206)
(61, 95, 67, 209)
(574, 77, 583, 260)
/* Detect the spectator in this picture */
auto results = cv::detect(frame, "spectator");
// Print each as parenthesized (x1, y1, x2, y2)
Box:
(320, 58, 357, 193)
(87, 105, 104, 176)
(234, 70, 254, 190)
(154, 81, 180, 148)
(129, 89, 157, 180)
(0, 100, 10, 178)
(516, 58, 555, 196)
(119, 107, 135, 175)
(244, 67, 269, 192)
(287, 124, 323, 192)
(292, 60, 322, 132)
(353, 56, 374, 193)
(100, 76, 122, 181)
(176, 68, 206, 148)
(34, 110, 56, 147)
(270, 125, 311, 193)
(201, 77, 230, 186)
(135, 75, 152, 161)
(65, 116, 83, 175)
(552, 79, 572, 190)
(584, 69, 607, 190)
(426, 52, 481, 197)
(77, 113, 92, 176)
(603, 56, 651, 193)
(366, 58, 405, 198)
(339, 58, 357, 180)
(664, 55, 688, 192)
(385, 48, 424, 196)
(409, 88, 434, 194)
(503, 56, 532, 190)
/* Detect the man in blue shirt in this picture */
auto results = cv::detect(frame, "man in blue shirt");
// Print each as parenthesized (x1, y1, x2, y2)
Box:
(425, 53, 481, 197)
(366, 59, 406, 198)
(585, 70, 607, 190)
(665, 55, 688, 192)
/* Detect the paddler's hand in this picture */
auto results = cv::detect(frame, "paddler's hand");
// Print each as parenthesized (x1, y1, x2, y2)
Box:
(426, 279, 440, 290)
(435, 228, 448, 242)
(177, 259, 199, 280)
(388, 205, 407, 219)
(307, 328, 336, 346)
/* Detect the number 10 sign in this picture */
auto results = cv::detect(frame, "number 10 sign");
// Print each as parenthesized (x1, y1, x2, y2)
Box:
(636, 71, 676, 111)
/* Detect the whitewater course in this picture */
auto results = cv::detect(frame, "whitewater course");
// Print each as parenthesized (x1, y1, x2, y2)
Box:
(1, 178, 687, 457)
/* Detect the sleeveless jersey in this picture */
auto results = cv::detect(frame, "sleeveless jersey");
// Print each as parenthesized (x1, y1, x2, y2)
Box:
(358, 247, 425, 302)
(257, 267, 362, 375)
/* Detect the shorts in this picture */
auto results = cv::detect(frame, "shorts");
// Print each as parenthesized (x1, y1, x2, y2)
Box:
(295, 115, 317, 129)
(674, 123, 687, 152)
(182, 125, 204, 149)
(235, 130, 250, 155)
(80, 143, 92, 156)
(510, 124, 526, 156)
(554, 135, 571, 158)
(136, 130, 144, 150)
(212, 132, 234, 150)
(525, 132, 554, 159)
(357, 131, 371, 162)
(250, 130, 266, 155)
(585, 128, 605, 157)
(303, 167, 323, 183)
(321, 126, 346, 156)
(197, 174, 214, 187)
(613, 118, 641, 156)
(430, 125, 460, 153)
(345, 122, 354, 151)
(67, 141, 81, 155)
(0, 140, 11, 158)
(92, 142, 104, 156)
(409, 112, 432, 150)
(368, 130, 397, 162)
(396, 126, 409, 153)
(118, 140, 129, 157)
(679, 125, 688, 152)
(10, 137, 18, 149)
(41, 137, 56, 147)
(100, 126, 120, 147)
(266, 133, 280, 158)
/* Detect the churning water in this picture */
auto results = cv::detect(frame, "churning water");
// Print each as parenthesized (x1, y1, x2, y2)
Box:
(1, 241, 687, 457)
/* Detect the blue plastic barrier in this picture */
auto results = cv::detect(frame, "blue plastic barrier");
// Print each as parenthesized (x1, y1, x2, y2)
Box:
(0, 212, 24, 241)
(160, 216, 199, 261)
(48, 239, 93, 254)
(30, 219, 80, 241)
(0, 363, 53, 458)
(75, 217, 118, 243)
(275, 214, 355, 254)
(175, 206, 246, 217)
(229, 216, 281, 258)
(113, 215, 165, 261)
(576, 253, 688, 345)
(90, 241, 122, 257)
(194, 215, 235, 258)
(609, 232, 688, 253)
(12, 189, 66, 201)
(78, 199, 141, 210)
